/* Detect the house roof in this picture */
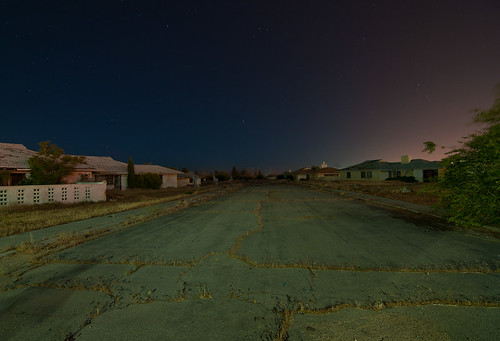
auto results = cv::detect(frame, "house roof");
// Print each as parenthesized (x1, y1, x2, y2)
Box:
(0, 143, 36, 169)
(82, 156, 128, 174)
(341, 158, 441, 171)
(178, 172, 197, 178)
(292, 167, 340, 175)
(0, 143, 181, 176)
(317, 167, 340, 174)
(134, 164, 183, 175)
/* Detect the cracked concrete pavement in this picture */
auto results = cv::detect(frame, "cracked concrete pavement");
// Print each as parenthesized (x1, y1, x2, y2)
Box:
(0, 184, 499, 340)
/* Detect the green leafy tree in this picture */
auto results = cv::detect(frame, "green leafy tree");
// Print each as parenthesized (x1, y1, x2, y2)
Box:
(239, 168, 252, 180)
(0, 170, 10, 186)
(27, 141, 84, 185)
(425, 86, 500, 226)
(231, 166, 240, 179)
(215, 171, 230, 181)
(127, 157, 136, 189)
(255, 170, 266, 180)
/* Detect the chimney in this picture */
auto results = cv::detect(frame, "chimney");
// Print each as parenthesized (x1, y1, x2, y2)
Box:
(401, 155, 411, 164)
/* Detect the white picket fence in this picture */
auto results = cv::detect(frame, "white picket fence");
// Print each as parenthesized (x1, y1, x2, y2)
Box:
(0, 182, 106, 206)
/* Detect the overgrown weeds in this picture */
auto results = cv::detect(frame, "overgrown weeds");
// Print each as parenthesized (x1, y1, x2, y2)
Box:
(0, 186, 220, 237)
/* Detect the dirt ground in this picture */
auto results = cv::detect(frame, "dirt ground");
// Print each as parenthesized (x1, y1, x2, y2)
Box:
(0, 184, 498, 340)
(302, 180, 441, 206)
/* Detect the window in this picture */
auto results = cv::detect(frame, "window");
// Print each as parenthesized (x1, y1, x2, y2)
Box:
(361, 171, 366, 178)
(367, 171, 372, 178)
(347, 172, 351, 179)
(74, 187, 80, 200)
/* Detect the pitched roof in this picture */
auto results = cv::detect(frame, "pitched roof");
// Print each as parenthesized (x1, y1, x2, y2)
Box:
(341, 158, 441, 171)
(1, 143, 183, 175)
(82, 156, 128, 173)
(317, 167, 340, 174)
(292, 167, 340, 175)
(0, 143, 36, 169)
(134, 164, 183, 175)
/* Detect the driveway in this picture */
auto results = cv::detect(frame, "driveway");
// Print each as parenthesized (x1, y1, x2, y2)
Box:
(1, 184, 498, 340)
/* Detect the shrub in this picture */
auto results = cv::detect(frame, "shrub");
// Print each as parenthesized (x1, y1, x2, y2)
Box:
(215, 171, 230, 182)
(423, 85, 500, 227)
(135, 173, 162, 189)
(127, 157, 136, 188)
(385, 176, 418, 183)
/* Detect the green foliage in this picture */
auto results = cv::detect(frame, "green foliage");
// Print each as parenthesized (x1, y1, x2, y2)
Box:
(278, 173, 294, 181)
(127, 157, 136, 189)
(427, 86, 500, 227)
(231, 166, 240, 179)
(386, 176, 418, 183)
(422, 141, 437, 154)
(215, 171, 230, 181)
(27, 141, 85, 185)
(135, 173, 162, 189)
(239, 168, 252, 180)
(255, 170, 266, 180)
(0, 170, 10, 186)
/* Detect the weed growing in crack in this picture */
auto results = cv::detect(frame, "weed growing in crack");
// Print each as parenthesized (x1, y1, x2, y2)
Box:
(197, 285, 212, 299)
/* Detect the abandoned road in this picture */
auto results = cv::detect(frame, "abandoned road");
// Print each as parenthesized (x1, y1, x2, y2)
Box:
(1, 184, 499, 340)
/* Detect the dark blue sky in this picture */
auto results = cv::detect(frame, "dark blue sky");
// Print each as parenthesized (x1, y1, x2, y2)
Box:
(2, 0, 499, 173)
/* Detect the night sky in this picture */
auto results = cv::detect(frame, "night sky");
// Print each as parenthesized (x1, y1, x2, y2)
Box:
(2, 1, 500, 173)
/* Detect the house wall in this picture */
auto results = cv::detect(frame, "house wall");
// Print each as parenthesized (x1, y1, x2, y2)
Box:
(63, 171, 93, 184)
(339, 170, 390, 181)
(318, 175, 341, 181)
(161, 174, 177, 188)
(295, 174, 307, 181)
(0, 182, 106, 206)
(120, 175, 128, 190)
(177, 177, 190, 187)
(413, 169, 423, 182)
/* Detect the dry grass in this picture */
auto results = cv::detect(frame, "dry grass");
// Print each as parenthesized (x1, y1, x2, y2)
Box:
(0, 186, 218, 238)
(304, 180, 442, 206)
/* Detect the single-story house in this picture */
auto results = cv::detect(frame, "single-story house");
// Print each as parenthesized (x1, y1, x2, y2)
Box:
(134, 165, 183, 188)
(291, 162, 340, 181)
(83, 156, 128, 190)
(0, 143, 36, 185)
(340, 155, 442, 182)
(177, 172, 201, 187)
(1, 143, 190, 189)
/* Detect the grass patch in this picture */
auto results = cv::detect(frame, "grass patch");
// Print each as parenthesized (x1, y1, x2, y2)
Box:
(0, 186, 220, 237)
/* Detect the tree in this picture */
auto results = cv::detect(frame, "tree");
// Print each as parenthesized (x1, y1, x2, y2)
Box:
(240, 168, 251, 180)
(215, 170, 230, 181)
(27, 141, 85, 185)
(182, 167, 188, 173)
(127, 157, 136, 189)
(255, 170, 266, 180)
(231, 166, 240, 179)
(425, 85, 500, 226)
